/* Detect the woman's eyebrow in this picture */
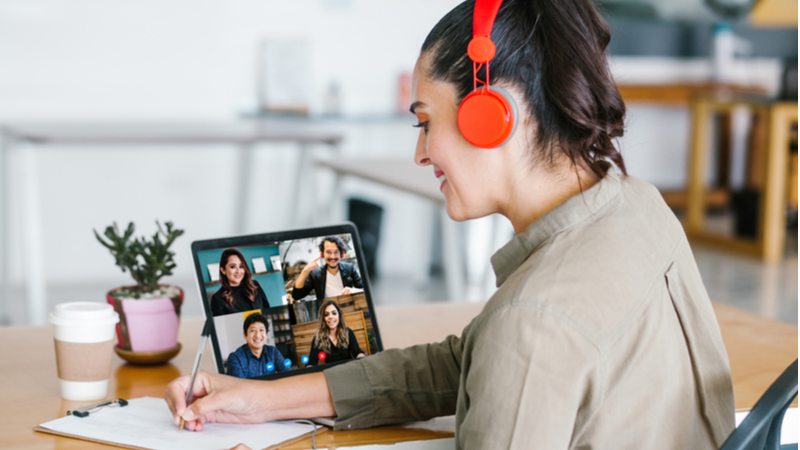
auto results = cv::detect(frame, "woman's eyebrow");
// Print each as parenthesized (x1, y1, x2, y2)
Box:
(409, 101, 425, 114)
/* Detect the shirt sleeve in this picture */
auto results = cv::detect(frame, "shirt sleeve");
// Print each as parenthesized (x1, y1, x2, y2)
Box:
(347, 328, 363, 357)
(226, 352, 245, 378)
(324, 333, 464, 430)
(458, 305, 601, 449)
(292, 271, 314, 300)
(350, 265, 363, 289)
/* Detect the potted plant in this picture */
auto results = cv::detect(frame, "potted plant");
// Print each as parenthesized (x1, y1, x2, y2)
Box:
(94, 221, 185, 365)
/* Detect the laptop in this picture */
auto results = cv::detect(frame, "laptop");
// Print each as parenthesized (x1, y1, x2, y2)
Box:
(190, 223, 383, 390)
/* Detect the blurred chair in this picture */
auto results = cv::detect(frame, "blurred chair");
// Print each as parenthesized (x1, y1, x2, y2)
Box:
(685, 97, 798, 262)
(719, 359, 798, 450)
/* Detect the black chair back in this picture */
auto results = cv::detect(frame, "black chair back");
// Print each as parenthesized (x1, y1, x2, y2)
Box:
(719, 359, 798, 450)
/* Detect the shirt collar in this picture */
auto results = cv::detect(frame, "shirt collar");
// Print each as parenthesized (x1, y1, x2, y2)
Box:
(491, 165, 622, 287)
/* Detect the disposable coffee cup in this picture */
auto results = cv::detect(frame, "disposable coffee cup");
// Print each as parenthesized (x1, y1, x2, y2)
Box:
(49, 302, 119, 401)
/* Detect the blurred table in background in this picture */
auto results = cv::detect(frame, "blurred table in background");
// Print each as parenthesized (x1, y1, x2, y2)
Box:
(685, 98, 798, 262)
(0, 121, 343, 327)
(2, 300, 796, 449)
(617, 82, 771, 211)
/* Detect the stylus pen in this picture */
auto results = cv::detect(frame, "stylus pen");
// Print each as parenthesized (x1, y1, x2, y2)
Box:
(180, 319, 211, 432)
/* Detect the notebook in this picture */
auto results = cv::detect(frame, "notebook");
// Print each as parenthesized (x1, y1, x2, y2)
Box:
(34, 396, 323, 450)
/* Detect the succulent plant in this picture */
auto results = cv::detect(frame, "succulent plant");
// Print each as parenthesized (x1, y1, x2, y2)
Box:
(94, 221, 184, 298)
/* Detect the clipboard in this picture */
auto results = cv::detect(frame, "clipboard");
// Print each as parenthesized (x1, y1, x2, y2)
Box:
(33, 397, 328, 450)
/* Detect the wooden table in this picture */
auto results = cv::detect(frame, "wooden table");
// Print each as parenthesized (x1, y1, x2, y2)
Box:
(2, 301, 796, 449)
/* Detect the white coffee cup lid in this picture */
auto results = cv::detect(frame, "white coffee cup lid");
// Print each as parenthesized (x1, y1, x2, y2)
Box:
(49, 302, 119, 326)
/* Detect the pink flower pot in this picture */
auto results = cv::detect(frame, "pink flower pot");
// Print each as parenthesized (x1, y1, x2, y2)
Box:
(106, 286, 183, 359)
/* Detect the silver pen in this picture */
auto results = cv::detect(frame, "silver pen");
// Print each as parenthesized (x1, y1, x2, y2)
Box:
(180, 319, 211, 432)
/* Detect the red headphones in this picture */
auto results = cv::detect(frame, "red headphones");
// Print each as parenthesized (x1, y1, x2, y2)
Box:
(457, 0, 518, 149)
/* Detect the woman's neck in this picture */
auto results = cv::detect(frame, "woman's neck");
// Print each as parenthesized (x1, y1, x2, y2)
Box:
(502, 161, 600, 235)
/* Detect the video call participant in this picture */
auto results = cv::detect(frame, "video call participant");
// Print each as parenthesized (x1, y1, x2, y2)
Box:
(226, 313, 289, 379)
(210, 249, 271, 316)
(291, 236, 363, 301)
(307, 300, 365, 365)
(166, 1, 734, 448)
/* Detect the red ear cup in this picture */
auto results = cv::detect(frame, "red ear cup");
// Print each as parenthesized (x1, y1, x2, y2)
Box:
(457, 85, 518, 148)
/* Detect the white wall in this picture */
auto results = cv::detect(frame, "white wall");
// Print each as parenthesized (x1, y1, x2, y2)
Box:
(0, 1, 784, 295)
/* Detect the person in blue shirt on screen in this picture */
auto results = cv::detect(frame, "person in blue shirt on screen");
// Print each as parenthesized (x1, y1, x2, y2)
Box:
(226, 313, 290, 379)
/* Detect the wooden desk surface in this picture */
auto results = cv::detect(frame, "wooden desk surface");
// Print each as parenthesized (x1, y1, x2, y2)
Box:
(2, 301, 795, 449)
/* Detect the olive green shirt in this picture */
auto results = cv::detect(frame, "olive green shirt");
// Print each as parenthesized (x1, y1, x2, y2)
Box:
(325, 168, 735, 449)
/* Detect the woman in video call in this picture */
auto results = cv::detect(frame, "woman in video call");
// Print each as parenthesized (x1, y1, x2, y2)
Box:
(210, 249, 271, 316)
(307, 300, 365, 366)
(166, 1, 734, 448)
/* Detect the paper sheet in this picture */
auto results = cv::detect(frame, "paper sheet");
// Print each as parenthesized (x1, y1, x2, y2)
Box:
(347, 438, 455, 450)
(38, 397, 316, 450)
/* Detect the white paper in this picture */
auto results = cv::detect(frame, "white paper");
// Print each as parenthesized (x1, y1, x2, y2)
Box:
(252, 257, 268, 274)
(207, 264, 220, 282)
(270, 256, 282, 272)
(349, 438, 454, 450)
(39, 397, 315, 450)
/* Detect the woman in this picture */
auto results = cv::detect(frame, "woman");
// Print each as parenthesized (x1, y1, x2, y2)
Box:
(166, 1, 735, 448)
(306, 300, 365, 365)
(210, 249, 271, 316)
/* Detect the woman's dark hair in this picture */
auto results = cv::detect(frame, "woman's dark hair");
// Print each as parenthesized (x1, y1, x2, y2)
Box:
(421, 0, 626, 178)
(218, 248, 257, 307)
(319, 236, 348, 255)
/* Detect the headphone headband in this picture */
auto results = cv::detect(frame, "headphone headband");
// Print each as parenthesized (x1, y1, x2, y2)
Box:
(468, 0, 504, 63)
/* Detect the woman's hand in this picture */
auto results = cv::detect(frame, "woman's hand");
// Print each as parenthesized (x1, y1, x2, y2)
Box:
(165, 371, 336, 432)
(164, 371, 271, 432)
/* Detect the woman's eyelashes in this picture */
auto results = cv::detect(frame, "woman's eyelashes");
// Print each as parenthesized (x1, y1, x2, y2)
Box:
(412, 120, 429, 134)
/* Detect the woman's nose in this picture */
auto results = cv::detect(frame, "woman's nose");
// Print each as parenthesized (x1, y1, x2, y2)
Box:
(414, 134, 430, 166)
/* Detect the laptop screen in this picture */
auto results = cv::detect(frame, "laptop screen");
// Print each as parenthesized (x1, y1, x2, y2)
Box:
(191, 223, 382, 380)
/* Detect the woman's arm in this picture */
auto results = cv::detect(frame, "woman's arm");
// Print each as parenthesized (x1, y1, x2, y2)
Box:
(307, 337, 320, 365)
(347, 328, 365, 358)
(210, 293, 225, 316)
(254, 282, 269, 308)
(164, 370, 335, 432)
(324, 333, 463, 430)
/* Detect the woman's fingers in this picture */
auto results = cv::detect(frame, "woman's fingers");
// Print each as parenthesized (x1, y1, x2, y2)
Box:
(228, 444, 253, 450)
(165, 374, 192, 426)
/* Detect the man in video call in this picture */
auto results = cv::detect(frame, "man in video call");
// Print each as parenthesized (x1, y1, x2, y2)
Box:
(292, 236, 363, 301)
(226, 313, 289, 378)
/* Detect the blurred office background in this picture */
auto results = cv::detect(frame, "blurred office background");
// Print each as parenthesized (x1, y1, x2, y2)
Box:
(0, 0, 796, 326)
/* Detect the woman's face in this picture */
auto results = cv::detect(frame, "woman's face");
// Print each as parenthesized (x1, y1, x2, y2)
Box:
(221, 255, 245, 287)
(323, 304, 339, 332)
(411, 57, 517, 222)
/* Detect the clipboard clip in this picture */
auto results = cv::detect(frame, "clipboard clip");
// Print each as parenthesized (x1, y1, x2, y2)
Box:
(67, 398, 128, 418)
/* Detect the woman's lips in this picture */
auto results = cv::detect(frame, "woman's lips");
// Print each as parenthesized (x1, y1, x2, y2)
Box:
(434, 170, 446, 191)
